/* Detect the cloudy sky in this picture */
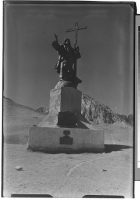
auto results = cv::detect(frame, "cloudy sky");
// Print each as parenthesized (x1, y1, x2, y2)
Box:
(4, 2, 134, 115)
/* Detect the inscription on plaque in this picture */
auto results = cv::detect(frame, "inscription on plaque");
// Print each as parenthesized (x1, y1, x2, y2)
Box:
(60, 130, 73, 145)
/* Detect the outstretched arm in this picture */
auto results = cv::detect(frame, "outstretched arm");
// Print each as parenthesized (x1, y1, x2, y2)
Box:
(52, 34, 61, 51)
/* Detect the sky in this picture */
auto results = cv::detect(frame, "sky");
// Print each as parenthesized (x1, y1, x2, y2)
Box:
(4, 2, 134, 115)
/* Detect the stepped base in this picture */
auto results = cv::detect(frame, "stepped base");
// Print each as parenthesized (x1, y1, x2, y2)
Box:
(27, 126, 104, 153)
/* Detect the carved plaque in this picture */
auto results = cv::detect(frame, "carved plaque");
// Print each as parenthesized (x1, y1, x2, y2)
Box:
(60, 130, 73, 145)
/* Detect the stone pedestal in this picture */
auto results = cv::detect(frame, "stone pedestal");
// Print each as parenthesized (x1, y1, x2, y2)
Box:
(39, 87, 82, 127)
(28, 127, 104, 153)
(49, 87, 82, 114)
(28, 87, 104, 152)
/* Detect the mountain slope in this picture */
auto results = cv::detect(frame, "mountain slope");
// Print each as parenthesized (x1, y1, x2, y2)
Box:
(3, 97, 45, 144)
(81, 94, 133, 126)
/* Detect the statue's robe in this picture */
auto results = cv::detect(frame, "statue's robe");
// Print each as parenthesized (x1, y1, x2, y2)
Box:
(52, 40, 81, 77)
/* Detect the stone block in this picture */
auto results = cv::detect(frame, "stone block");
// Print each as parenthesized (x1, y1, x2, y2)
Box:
(27, 126, 104, 153)
(57, 111, 78, 126)
(49, 87, 82, 115)
(39, 87, 82, 127)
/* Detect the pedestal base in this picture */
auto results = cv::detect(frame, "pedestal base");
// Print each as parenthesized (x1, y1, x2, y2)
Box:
(39, 87, 82, 127)
(27, 126, 104, 153)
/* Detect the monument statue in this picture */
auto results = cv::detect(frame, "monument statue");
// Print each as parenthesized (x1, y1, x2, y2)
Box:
(52, 35, 82, 88)
(52, 22, 87, 89)
(28, 22, 104, 153)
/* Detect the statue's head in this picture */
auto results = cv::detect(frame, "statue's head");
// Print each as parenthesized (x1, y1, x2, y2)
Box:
(64, 38, 71, 46)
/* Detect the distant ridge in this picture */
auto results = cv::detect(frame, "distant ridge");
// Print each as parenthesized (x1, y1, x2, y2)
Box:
(3, 96, 40, 113)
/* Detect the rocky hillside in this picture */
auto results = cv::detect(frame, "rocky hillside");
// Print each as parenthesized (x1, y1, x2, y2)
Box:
(81, 94, 133, 126)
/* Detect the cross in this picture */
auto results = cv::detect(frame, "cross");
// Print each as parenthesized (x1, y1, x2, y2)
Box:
(65, 22, 87, 47)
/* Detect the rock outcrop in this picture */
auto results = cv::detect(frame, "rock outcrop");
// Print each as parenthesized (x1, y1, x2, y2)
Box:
(81, 94, 133, 126)
(36, 107, 49, 114)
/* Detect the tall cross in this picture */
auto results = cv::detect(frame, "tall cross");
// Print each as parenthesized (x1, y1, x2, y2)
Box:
(65, 22, 87, 47)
